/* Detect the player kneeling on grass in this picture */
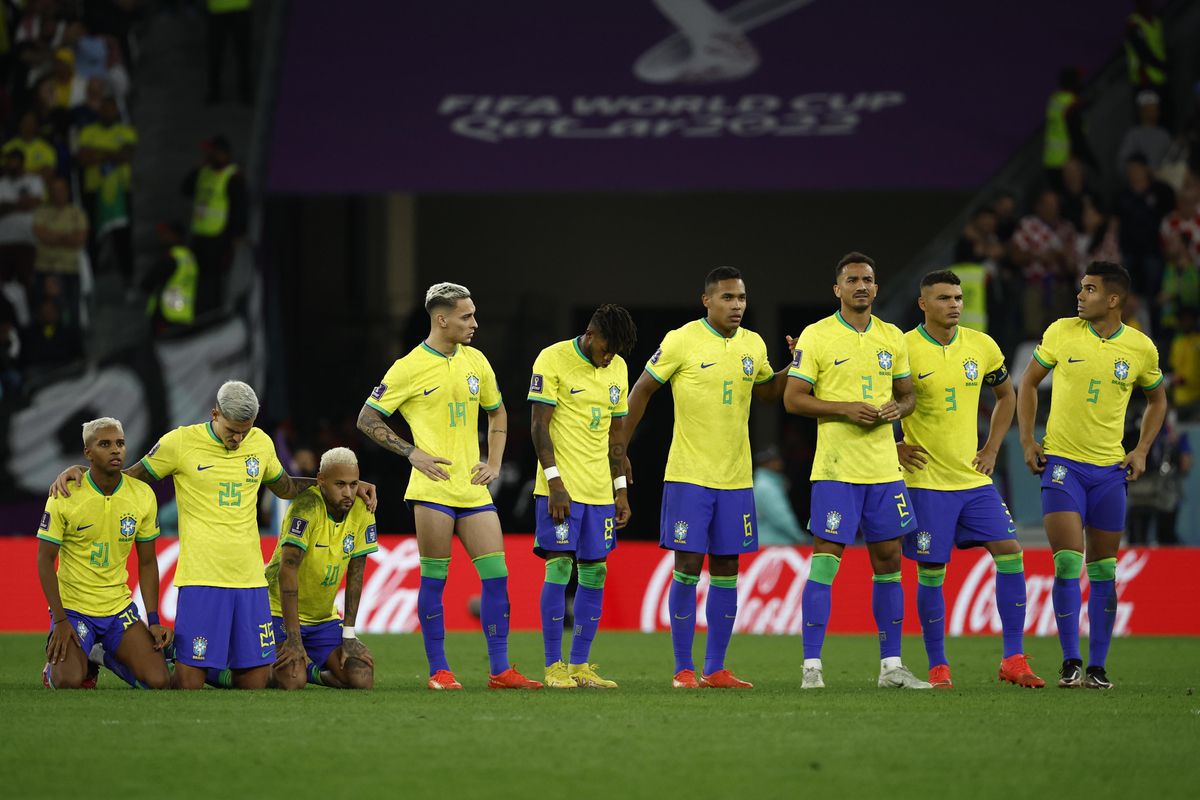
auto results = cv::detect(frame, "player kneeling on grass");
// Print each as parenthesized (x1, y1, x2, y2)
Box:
(37, 417, 172, 689)
(207, 447, 379, 690)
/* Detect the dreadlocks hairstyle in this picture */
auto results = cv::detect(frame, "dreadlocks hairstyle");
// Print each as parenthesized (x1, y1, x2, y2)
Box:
(588, 304, 638, 357)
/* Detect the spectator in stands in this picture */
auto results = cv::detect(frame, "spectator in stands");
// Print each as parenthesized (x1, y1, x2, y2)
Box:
(142, 222, 199, 332)
(62, 20, 130, 102)
(752, 446, 807, 546)
(1159, 174, 1200, 269)
(1059, 157, 1099, 231)
(47, 48, 87, 112)
(1127, 411, 1190, 546)
(1077, 197, 1122, 272)
(1043, 67, 1096, 191)
(1118, 91, 1171, 171)
(32, 177, 87, 330)
(990, 190, 1018, 242)
(13, 0, 67, 103)
(1124, 0, 1167, 111)
(206, 0, 253, 105)
(78, 95, 136, 289)
(0, 149, 45, 291)
(954, 206, 1005, 268)
(183, 135, 247, 314)
(1012, 188, 1077, 337)
(1118, 154, 1174, 297)
(3, 111, 57, 182)
(22, 283, 79, 371)
(1168, 306, 1200, 420)
(1160, 230, 1199, 334)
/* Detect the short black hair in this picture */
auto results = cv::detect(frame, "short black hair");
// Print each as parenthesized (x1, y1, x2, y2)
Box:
(587, 304, 637, 357)
(920, 269, 961, 289)
(1085, 261, 1131, 299)
(835, 251, 875, 280)
(704, 266, 743, 293)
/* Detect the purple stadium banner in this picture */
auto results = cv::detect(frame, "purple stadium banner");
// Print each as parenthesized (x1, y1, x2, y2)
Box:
(267, 0, 1132, 193)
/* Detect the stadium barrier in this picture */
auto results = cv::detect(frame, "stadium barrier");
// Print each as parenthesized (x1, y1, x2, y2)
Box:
(6, 536, 1197, 634)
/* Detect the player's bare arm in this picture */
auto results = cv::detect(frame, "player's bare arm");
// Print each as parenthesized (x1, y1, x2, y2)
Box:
(471, 403, 506, 486)
(751, 335, 798, 402)
(531, 401, 571, 523)
(357, 403, 451, 481)
(878, 375, 915, 422)
(50, 457, 153, 498)
(341, 555, 373, 667)
(267, 471, 377, 513)
(276, 541, 307, 681)
(619, 370, 666, 482)
(1123, 382, 1168, 481)
(974, 378, 1016, 476)
(609, 415, 631, 528)
(784, 375, 878, 426)
(36, 539, 79, 665)
(1017, 358, 1051, 474)
(135, 539, 172, 650)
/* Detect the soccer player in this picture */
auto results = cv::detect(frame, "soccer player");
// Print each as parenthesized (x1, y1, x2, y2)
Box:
(37, 417, 171, 689)
(622, 266, 793, 689)
(784, 252, 931, 689)
(897, 270, 1043, 689)
(1017, 261, 1166, 689)
(51, 381, 374, 690)
(258, 447, 378, 690)
(358, 282, 541, 690)
(528, 304, 637, 689)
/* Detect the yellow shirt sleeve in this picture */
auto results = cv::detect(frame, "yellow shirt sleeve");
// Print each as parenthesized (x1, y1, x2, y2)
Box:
(1033, 322, 1060, 368)
(613, 357, 630, 416)
(982, 335, 1009, 385)
(528, 347, 560, 405)
(366, 360, 413, 417)
(353, 512, 379, 558)
(479, 358, 502, 412)
(788, 326, 821, 384)
(892, 328, 911, 379)
(280, 490, 323, 552)
(137, 487, 161, 542)
(261, 436, 285, 484)
(645, 329, 682, 384)
(1138, 340, 1164, 390)
(37, 496, 66, 544)
(753, 337, 775, 384)
(140, 427, 182, 480)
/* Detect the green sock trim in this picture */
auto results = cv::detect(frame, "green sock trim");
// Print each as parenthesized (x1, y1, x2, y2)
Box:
(1053, 549, 1084, 579)
(307, 663, 324, 686)
(218, 668, 232, 689)
(1086, 557, 1117, 583)
(710, 574, 738, 589)
(672, 570, 700, 586)
(917, 566, 946, 587)
(993, 552, 1025, 574)
(578, 561, 607, 589)
(809, 553, 841, 585)
(419, 557, 451, 580)
(544, 557, 572, 585)
(472, 552, 508, 579)
(872, 571, 902, 584)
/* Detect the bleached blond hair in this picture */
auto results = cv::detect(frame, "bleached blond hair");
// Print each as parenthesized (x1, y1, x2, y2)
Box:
(319, 447, 359, 473)
(424, 282, 471, 314)
(216, 380, 260, 422)
(82, 417, 123, 446)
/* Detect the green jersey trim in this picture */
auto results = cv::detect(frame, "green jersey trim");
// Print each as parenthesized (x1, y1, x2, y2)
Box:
(364, 399, 392, 417)
(836, 310, 872, 333)
(916, 323, 958, 347)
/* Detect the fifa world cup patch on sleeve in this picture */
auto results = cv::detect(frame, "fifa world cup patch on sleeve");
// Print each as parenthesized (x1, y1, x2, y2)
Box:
(650, 346, 663, 365)
(365, 524, 377, 544)
(791, 349, 802, 368)
(530, 374, 544, 393)
(147, 441, 160, 457)
(289, 517, 309, 538)
(371, 383, 387, 400)
(39, 512, 50, 530)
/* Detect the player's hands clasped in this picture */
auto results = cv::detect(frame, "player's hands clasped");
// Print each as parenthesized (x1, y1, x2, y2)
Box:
(148, 623, 174, 651)
(470, 462, 499, 485)
(897, 442, 928, 472)
(843, 402, 881, 426)
(548, 482, 572, 524)
(50, 464, 86, 498)
(1022, 441, 1046, 474)
(275, 637, 306, 678)
(614, 491, 631, 529)
(972, 448, 999, 476)
(1121, 448, 1148, 482)
(876, 400, 901, 422)
(45, 619, 81, 664)
(408, 449, 452, 481)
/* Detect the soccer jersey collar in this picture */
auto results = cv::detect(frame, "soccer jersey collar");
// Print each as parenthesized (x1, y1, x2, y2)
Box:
(572, 336, 594, 367)
(85, 470, 124, 497)
(917, 323, 958, 347)
(205, 421, 223, 445)
(700, 317, 739, 340)
(1087, 322, 1125, 341)
(836, 310, 872, 333)
(421, 342, 460, 359)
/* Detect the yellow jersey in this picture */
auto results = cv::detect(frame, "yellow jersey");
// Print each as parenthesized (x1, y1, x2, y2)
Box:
(1033, 317, 1163, 466)
(528, 338, 629, 505)
(265, 488, 378, 626)
(37, 472, 159, 616)
(140, 422, 284, 588)
(790, 311, 910, 484)
(901, 325, 1008, 490)
(366, 342, 503, 507)
(645, 319, 774, 490)
(79, 123, 137, 192)
(3, 137, 57, 173)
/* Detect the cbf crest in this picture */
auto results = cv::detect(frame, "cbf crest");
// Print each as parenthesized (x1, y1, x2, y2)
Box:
(876, 350, 893, 371)
(75, 620, 89, 639)
(609, 384, 621, 406)
(1114, 359, 1131, 381)
(119, 514, 137, 539)
(554, 522, 570, 544)
(192, 636, 208, 659)
(1051, 464, 1068, 484)
(673, 521, 688, 543)
(741, 355, 755, 376)
(466, 373, 480, 395)
(245, 456, 260, 479)
(916, 531, 932, 554)
(342, 533, 355, 555)
(963, 358, 979, 381)
(825, 510, 842, 534)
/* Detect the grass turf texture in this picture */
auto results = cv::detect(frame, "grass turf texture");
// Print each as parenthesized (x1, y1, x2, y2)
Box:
(2, 633, 1198, 799)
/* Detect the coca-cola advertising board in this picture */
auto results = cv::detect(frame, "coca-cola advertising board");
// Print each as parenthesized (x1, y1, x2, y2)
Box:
(4, 536, 1197, 635)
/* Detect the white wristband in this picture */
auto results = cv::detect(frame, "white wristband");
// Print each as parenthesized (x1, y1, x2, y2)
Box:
(342, 626, 356, 640)
(613, 476, 627, 491)
(543, 466, 561, 481)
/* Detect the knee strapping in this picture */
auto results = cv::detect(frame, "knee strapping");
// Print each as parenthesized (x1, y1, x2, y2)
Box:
(472, 552, 508, 580)
(577, 561, 607, 589)
(808, 553, 841, 585)
(419, 557, 450, 580)
(1086, 557, 1117, 583)
(872, 571, 902, 584)
(917, 565, 946, 587)
(992, 552, 1024, 574)
(1053, 549, 1084, 580)
(544, 557, 572, 585)
(672, 570, 700, 586)
(709, 574, 738, 590)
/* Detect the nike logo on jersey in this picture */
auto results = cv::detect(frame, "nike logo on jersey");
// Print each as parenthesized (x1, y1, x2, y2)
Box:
(76, 524, 94, 531)
(917, 372, 934, 379)
(570, 388, 585, 394)
(900, 517, 913, 528)
(315, 544, 328, 548)
(834, 358, 850, 366)
(423, 387, 439, 396)
(261, 649, 273, 658)
(1007, 526, 1017, 534)
(700, 362, 716, 369)
(1067, 357, 1085, 363)
(196, 465, 214, 471)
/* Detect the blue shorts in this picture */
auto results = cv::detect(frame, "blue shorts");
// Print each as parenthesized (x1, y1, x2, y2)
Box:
(659, 482, 757, 556)
(1040, 455, 1127, 531)
(175, 586, 275, 670)
(809, 480, 915, 545)
(903, 486, 1016, 564)
(412, 501, 497, 521)
(50, 602, 141, 657)
(534, 497, 617, 562)
(271, 617, 343, 671)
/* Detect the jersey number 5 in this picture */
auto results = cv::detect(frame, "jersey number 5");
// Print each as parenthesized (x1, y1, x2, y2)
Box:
(1087, 379, 1100, 404)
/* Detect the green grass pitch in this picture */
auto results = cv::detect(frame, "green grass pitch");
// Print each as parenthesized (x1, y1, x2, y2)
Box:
(2, 632, 1198, 799)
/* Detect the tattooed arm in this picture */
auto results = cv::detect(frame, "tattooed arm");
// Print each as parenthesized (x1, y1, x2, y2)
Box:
(341, 555, 373, 667)
(609, 415, 631, 529)
(275, 543, 307, 678)
(357, 404, 451, 481)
